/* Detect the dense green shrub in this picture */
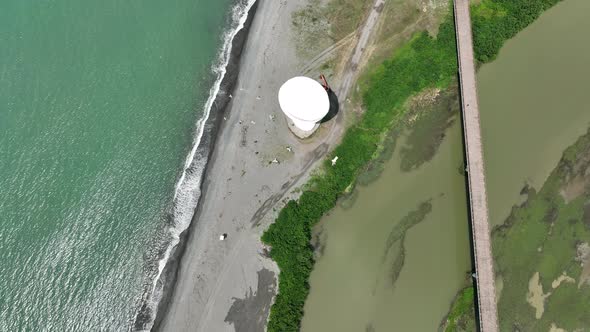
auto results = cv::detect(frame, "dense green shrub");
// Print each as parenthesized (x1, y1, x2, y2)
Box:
(262, 1, 562, 331)
(471, 0, 562, 63)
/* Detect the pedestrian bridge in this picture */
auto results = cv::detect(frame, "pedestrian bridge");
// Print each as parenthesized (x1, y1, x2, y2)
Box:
(453, 0, 499, 331)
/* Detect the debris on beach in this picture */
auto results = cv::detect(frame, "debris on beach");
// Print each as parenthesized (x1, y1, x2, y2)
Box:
(239, 120, 243, 124)
(229, 94, 232, 98)
(286, 146, 292, 152)
(223, 116, 227, 121)
(269, 114, 275, 121)
(256, 96, 261, 100)
(270, 158, 280, 165)
(331, 156, 339, 166)
(251, 120, 256, 125)
(219, 233, 228, 241)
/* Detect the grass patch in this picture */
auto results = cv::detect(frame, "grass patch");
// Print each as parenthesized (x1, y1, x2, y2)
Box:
(440, 286, 477, 332)
(263, 0, 565, 331)
(472, 0, 507, 20)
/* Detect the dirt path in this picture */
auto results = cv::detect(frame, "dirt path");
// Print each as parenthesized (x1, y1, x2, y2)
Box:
(320, 0, 387, 143)
(336, 0, 385, 104)
(299, 32, 355, 75)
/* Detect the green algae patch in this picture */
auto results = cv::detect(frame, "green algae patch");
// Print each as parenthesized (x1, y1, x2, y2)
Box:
(400, 84, 460, 172)
(491, 129, 590, 330)
(440, 286, 477, 332)
(446, 130, 590, 331)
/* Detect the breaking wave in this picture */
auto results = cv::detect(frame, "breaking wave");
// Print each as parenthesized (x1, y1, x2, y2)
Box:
(133, 1, 257, 330)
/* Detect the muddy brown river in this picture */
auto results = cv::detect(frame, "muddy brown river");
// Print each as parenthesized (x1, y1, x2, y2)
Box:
(301, 119, 471, 331)
(478, 0, 590, 227)
(301, 0, 590, 330)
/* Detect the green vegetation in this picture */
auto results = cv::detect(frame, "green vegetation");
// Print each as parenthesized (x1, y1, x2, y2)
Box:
(440, 286, 477, 332)
(263, 0, 565, 331)
(491, 129, 590, 330)
(263, 12, 458, 332)
(444, 132, 590, 331)
(471, 0, 563, 63)
(354, 126, 399, 187)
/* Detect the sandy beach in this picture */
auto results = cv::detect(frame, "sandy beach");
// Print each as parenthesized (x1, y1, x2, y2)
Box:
(155, 0, 385, 330)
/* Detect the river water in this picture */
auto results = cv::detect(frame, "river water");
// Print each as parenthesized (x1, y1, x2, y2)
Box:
(478, 0, 590, 227)
(478, 0, 590, 326)
(301, 102, 471, 330)
(301, 0, 590, 330)
(0, 1, 235, 330)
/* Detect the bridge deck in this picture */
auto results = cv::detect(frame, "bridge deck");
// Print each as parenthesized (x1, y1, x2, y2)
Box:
(453, 1, 499, 331)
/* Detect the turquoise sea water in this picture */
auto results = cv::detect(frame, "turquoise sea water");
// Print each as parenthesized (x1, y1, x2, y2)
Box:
(0, 0, 236, 330)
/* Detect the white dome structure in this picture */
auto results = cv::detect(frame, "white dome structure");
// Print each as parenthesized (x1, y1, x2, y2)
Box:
(278, 76, 330, 134)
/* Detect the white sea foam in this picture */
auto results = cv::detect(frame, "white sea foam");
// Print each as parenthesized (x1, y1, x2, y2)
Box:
(135, 1, 257, 330)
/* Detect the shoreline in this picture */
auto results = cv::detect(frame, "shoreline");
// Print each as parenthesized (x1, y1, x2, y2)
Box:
(153, 0, 395, 328)
(155, 0, 351, 330)
(151, 2, 260, 330)
(134, 1, 259, 330)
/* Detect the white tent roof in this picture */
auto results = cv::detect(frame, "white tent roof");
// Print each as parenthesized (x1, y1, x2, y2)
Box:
(278, 76, 330, 126)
